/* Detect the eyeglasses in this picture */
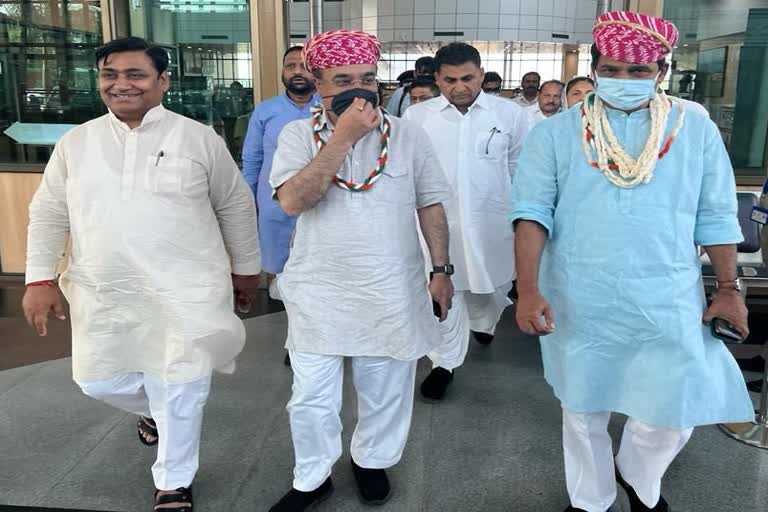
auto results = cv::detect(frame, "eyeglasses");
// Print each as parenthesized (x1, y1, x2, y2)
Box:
(327, 76, 379, 88)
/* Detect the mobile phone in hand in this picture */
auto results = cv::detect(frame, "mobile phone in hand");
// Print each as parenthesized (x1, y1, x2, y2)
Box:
(711, 317, 744, 344)
(235, 289, 251, 314)
(433, 300, 442, 318)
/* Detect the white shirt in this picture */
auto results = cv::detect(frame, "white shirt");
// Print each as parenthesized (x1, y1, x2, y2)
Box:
(26, 105, 261, 383)
(269, 109, 450, 360)
(403, 92, 528, 293)
(512, 95, 538, 107)
(525, 103, 559, 129)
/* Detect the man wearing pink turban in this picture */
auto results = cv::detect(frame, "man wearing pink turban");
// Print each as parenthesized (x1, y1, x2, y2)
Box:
(267, 30, 454, 511)
(511, 12, 753, 512)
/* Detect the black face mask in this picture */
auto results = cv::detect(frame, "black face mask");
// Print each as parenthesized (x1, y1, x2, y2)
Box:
(330, 88, 379, 116)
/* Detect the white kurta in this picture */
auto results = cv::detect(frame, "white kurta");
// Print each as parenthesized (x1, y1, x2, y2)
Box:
(26, 105, 261, 384)
(270, 109, 451, 359)
(512, 95, 538, 108)
(525, 103, 550, 128)
(403, 92, 528, 293)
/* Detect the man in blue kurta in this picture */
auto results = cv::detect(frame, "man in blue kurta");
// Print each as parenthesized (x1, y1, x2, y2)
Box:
(242, 46, 321, 282)
(510, 11, 754, 512)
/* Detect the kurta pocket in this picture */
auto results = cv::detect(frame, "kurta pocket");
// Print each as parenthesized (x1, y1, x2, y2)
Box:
(145, 156, 210, 202)
(474, 130, 507, 160)
(145, 155, 188, 197)
(467, 138, 512, 210)
(373, 166, 415, 206)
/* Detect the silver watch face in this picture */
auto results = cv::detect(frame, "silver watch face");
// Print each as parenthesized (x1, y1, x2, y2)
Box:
(719, 279, 742, 291)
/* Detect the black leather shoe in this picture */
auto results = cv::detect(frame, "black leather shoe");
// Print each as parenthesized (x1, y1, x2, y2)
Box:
(420, 367, 454, 402)
(351, 459, 391, 505)
(563, 507, 588, 512)
(616, 470, 669, 511)
(472, 331, 495, 345)
(269, 477, 333, 511)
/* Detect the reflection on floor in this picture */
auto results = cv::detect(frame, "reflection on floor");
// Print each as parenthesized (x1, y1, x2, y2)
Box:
(1, 309, 767, 512)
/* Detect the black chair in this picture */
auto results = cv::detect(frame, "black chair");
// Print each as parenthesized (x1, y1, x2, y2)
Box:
(736, 192, 760, 253)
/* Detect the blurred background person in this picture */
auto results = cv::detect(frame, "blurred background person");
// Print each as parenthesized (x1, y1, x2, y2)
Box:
(408, 76, 441, 108)
(482, 71, 503, 95)
(526, 80, 564, 127)
(512, 71, 540, 107)
(387, 56, 436, 116)
(564, 76, 595, 108)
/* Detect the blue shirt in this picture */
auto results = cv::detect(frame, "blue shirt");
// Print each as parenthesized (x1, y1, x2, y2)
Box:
(242, 93, 320, 273)
(509, 102, 753, 429)
(386, 86, 410, 117)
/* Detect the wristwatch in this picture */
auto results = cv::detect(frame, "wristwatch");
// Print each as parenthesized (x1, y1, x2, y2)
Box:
(432, 264, 455, 275)
(716, 278, 743, 292)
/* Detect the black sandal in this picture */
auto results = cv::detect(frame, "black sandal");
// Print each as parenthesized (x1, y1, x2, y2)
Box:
(137, 416, 158, 446)
(153, 486, 193, 511)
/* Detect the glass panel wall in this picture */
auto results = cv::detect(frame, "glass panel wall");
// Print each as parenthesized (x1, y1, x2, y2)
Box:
(379, 41, 592, 89)
(0, 0, 104, 164)
(664, 0, 768, 176)
(120, 0, 254, 159)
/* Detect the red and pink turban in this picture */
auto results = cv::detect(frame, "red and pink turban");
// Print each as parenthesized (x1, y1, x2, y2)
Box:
(593, 11, 679, 64)
(302, 30, 382, 72)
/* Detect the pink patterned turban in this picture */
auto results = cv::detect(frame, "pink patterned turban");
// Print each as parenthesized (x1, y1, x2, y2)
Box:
(593, 11, 679, 64)
(302, 30, 382, 72)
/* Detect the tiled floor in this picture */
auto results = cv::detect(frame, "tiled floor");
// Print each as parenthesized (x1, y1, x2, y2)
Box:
(1, 303, 767, 512)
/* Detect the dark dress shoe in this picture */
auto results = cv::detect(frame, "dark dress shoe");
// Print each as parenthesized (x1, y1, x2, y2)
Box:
(616, 470, 669, 511)
(472, 331, 495, 345)
(351, 459, 391, 505)
(420, 367, 454, 401)
(269, 477, 333, 511)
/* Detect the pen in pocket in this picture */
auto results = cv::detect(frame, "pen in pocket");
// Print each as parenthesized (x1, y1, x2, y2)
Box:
(486, 128, 500, 154)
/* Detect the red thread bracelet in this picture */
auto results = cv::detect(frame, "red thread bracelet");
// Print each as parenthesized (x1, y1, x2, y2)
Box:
(27, 280, 56, 287)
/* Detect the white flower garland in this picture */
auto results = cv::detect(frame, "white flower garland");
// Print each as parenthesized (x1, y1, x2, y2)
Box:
(581, 91, 685, 189)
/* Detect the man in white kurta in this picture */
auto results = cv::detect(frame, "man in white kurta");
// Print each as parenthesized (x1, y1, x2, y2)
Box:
(526, 80, 564, 129)
(267, 30, 453, 512)
(23, 37, 260, 510)
(404, 42, 528, 401)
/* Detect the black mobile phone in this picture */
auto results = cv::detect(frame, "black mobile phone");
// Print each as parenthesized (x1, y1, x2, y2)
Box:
(711, 317, 744, 344)
(433, 300, 442, 318)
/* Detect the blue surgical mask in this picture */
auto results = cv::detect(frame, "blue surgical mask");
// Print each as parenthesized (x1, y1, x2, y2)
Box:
(595, 76, 657, 110)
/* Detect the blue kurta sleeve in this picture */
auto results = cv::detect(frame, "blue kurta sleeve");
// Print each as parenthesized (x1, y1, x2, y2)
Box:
(509, 121, 558, 237)
(694, 119, 743, 246)
(241, 107, 266, 198)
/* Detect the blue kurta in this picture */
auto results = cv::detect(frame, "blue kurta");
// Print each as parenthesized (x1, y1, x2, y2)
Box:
(242, 93, 320, 273)
(510, 102, 754, 429)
